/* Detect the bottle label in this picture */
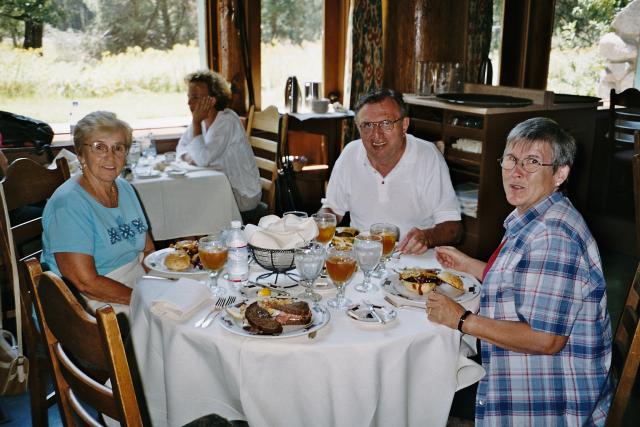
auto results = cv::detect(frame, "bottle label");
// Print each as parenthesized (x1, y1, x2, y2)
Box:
(227, 245, 249, 281)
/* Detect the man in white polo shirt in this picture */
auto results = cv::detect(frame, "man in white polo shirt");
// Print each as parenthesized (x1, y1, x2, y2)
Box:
(320, 88, 461, 255)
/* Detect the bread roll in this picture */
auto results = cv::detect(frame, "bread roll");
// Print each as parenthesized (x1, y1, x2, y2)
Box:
(437, 271, 464, 290)
(164, 250, 191, 271)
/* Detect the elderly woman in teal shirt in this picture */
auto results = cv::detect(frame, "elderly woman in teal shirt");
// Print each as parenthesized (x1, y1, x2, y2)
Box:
(41, 111, 155, 313)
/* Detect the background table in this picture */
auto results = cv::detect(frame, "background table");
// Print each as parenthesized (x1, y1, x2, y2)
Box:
(130, 252, 484, 427)
(130, 169, 241, 240)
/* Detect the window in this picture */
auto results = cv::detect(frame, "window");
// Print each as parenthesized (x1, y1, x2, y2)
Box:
(0, 0, 205, 135)
(546, 0, 633, 98)
(488, 0, 504, 86)
(260, 0, 324, 109)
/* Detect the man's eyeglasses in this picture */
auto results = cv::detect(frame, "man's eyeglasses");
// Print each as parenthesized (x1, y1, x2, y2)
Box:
(498, 154, 553, 173)
(358, 117, 403, 134)
(84, 142, 128, 157)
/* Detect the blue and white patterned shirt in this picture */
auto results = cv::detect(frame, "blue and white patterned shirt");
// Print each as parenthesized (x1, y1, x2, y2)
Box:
(477, 192, 613, 426)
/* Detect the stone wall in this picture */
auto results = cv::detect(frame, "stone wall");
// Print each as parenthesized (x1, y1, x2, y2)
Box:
(597, 0, 639, 99)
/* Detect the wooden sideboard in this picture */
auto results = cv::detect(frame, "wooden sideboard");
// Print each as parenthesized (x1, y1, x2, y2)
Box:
(404, 93, 597, 259)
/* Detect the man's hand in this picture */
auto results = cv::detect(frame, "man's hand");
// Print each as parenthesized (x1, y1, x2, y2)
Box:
(397, 227, 430, 255)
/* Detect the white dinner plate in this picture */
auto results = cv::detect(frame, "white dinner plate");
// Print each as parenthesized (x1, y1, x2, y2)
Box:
(347, 303, 397, 324)
(144, 248, 207, 277)
(167, 169, 187, 177)
(383, 269, 480, 304)
(134, 169, 162, 179)
(218, 299, 330, 339)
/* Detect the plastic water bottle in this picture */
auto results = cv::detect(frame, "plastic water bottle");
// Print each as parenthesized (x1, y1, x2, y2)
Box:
(69, 100, 79, 134)
(226, 220, 249, 283)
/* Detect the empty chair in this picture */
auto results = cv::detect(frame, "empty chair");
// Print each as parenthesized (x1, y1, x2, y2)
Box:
(24, 258, 142, 426)
(606, 261, 640, 426)
(0, 157, 70, 426)
(604, 88, 640, 216)
(245, 105, 289, 218)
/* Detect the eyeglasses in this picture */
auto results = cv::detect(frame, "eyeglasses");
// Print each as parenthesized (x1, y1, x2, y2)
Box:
(83, 142, 128, 157)
(498, 154, 554, 173)
(358, 118, 403, 134)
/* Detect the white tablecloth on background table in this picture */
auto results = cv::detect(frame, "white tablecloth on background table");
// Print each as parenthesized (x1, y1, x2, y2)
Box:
(130, 169, 241, 240)
(129, 251, 484, 427)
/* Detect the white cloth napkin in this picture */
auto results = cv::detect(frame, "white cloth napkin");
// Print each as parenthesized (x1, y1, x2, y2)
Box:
(244, 214, 318, 249)
(150, 278, 212, 321)
(47, 148, 80, 175)
(456, 352, 485, 391)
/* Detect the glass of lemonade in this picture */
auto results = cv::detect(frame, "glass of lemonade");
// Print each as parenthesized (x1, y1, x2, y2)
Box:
(354, 233, 383, 292)
(312, 212, 337, 246)
(198, 234, 228, 296)
(370, 223, 400, 278)
(294, 241, 326, 302)
(325, 246, 357, 309)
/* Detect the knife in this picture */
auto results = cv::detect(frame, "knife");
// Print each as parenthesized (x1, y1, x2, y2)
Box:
(245, 281, 291, 297)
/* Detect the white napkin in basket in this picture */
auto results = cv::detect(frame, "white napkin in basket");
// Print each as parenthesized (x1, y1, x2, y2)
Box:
(150, 278, 212, 321)
(244, 214, 318, 249)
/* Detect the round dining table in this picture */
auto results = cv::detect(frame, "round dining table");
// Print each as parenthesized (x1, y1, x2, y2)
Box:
(129, 251, 484, 427)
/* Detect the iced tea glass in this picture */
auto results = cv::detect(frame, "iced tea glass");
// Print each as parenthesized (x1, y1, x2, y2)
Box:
(370, 223, 400, 278)
(354, 233, 383, 292)
(198, 235, 228, 296)
(325, 246, 357, 309)
(312, 212, 337, 246)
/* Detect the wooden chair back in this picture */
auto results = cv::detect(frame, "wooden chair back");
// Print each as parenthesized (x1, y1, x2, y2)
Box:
(0, 157, 70, 426)
(24, 258, 142, 426)
(606, 261, 640, 426)
(610, 88, 640, 150)
(246, 105, 289, 214)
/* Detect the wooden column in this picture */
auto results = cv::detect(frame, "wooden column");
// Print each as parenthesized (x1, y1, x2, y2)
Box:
(206, 0, 248, 114)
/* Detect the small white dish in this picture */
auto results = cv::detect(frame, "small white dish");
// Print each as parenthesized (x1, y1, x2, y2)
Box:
(347, 303, 397, 324)
(168, 169, 187, 177)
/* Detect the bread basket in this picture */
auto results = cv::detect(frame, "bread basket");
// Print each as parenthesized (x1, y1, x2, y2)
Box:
(248, 244, 299, 286)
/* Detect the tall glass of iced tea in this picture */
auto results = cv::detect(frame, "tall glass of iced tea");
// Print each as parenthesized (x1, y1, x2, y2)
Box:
(370, 223, 400, 278)
(312, 212, 337, 246)
(325, 246, 357, 309)
(198, 234, 228, 296)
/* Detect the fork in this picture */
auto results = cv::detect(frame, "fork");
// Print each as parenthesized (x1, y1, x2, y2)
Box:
(195, 297, 226, 327)
(200, 296, 237, 328)
(383, 295, 423, 310)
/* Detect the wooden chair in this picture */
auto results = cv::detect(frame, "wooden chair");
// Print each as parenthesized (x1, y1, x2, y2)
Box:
(24, 258, 142, 426)
(0, 157, 70, 426)
(634, 131, 640, 256)
(246, 105, 289, 216)
(605, 88, 640, 214)
(607, 261, 640, 426)
(287, 130, 330, 213)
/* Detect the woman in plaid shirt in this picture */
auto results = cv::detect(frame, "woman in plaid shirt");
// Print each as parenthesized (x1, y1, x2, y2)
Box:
(428, 117, 613, 426)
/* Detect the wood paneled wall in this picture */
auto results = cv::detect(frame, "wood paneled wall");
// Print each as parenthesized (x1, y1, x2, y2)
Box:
(383, 0, 469, 93)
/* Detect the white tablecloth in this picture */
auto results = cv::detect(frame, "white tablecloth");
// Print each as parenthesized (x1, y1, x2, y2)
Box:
(129, 251, 484, 427)
(130, 169, 241, 240)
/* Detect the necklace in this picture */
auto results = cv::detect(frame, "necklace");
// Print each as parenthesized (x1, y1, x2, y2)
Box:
(82, 175, 118, 208)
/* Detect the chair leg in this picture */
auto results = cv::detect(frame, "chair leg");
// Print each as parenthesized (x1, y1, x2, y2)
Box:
(27, 352, 50, 427)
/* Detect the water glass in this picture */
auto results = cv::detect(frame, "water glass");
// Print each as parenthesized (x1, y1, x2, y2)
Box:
(354, 233, 383, 293)
(294, 242, 326, 302)
(283, 211, 308, 218)
(370, 223, 400, 278)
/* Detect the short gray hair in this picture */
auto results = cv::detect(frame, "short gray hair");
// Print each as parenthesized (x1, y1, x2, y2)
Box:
(73, 111, 133, 154)
(505, 117, 576, 171)
(354, 88, 408, 119)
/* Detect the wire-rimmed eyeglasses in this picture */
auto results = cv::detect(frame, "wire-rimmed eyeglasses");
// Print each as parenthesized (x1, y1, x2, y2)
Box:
(83, 142, 129, 157)
(358, 117, 403, 134)
(498, 154, 554, 173)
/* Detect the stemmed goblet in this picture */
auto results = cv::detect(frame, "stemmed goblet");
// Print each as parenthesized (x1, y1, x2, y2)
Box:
(198, 234, 228, 297)
(294, 242, 326, 302)
(312, 212, 337, 247)
(325, 246, 357, 309)
(370, 223, 400, 278)
(354, 233, 383, 293)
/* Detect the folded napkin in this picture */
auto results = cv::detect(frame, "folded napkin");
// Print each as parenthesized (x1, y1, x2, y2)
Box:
(244, 214, 318, 249)
(47, 148, 80, 175)
(149, 278, 212, 321)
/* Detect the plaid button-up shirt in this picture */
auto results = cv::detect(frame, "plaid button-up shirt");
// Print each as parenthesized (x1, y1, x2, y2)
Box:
(476, 192, 613, 426)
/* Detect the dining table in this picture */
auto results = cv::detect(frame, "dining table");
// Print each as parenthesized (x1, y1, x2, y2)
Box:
(129, 158, 241, 240)
(129, 250, 485, 427)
